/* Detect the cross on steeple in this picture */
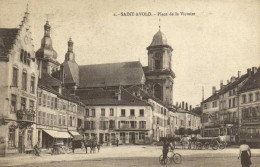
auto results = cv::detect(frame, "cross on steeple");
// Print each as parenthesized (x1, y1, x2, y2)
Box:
(159, 18, 161, 30)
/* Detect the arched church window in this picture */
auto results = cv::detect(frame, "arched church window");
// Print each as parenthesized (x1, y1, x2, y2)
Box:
(154, 84, 162, 100)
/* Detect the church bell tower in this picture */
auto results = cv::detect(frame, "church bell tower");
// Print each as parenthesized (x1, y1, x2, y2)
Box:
(145, 29, 175, 106)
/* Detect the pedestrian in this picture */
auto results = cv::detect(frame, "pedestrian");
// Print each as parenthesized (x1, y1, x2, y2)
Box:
(238, 140, 252, 167)
(33, 141, 41, 156)
(116, 138, 119, 147)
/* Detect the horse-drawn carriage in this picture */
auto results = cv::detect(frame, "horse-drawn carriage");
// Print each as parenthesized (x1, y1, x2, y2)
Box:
(192, 136, 226, 150)
(71, 137, 100, 154)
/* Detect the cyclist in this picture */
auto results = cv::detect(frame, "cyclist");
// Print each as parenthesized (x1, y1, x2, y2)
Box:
(162, 140, 169, 164)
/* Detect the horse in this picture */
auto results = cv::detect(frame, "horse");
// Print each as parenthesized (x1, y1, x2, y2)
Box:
(83, 139, 101, 154)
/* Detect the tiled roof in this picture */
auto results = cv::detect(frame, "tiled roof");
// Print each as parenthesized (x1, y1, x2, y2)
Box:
(62, 60, 79, 86)
(219, 73, 249, 95)
(38, 72, 80, 103)
(126, 85, 169, 108)
(0, 28, 19, 59)
(79, 61, 145, 88)
(202, 73, 250, 103)
(75, 88, 150, 106)
(239, 68, 260, 92)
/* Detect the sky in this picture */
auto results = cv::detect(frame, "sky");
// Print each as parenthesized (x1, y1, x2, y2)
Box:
(0, 0, 259, 107)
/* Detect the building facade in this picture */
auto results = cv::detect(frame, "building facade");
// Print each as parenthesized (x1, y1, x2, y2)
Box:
(201, 67, 259, 144)
(0, 10, 39, 153)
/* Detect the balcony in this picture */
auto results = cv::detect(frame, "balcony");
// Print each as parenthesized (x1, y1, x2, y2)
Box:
(16, 109, 35, 122)
(242, 117, 260, 124)
(117, 126, 147, 130)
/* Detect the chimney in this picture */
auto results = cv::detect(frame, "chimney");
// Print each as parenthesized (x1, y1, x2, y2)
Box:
(186, 102, 188, 111)
(212, 86, 216, 95)
(189, 105, 192, 112)
(247, 68, 251, 76)
(227, 80, 229, 84)
(220, 80, 223, 89)
(115, 89, 121, 101)
(176, 102, 178, 107)
(238, 71, 241, 78)
(252, 67, 257, 74)
(230, 76, 236, 83)
(182, 101, 184, 109)
(60, 65, 65, 86)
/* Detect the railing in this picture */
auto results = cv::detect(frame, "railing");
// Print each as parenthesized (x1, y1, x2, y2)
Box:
(16, 109, 35, 122)
(117, 126, 147, 130)
(242, 117, 260, 123)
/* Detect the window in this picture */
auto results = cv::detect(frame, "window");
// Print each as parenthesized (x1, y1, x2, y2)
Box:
(21, 97, 26, 110)
(204, 103, 207, 109)
(30, 76, 35, 94)
(154, 84, 162, 100)
(46, 113, 50, 125)
(130, 121, 137, 128)
(91, 109, 96, 117)
(86, 109, 89, 117)
(12, 68, 18, 87)
(109, 120, 115, 129)
(62, 116, 66, 126)
(47, 96, 50, 108)
(212, 101, 217, 108)
(139, 121, 146, 129)
(233, 89, 236, 95)
(69, 116, 73, 127)
(11, 94, 17, 113)
(38, 92, 42, 106)
(139, 132, 145, 140)
(27, 53, 31, 66)
(53, 115, 57, 126)
(54, 98, 58, 109)
(229, 99, 232, 108)
(229, 90, 232, 96)
(27, 129, 32, 147)
(42, 112, 46, 125)
(232, 98, 236, 107)
(37, 111, 41, 124)
(58, 115, 61, 125)
(8, 127, 15, 148)
(101, 108, 105, 116)
(29, 100, 34, 110)
(130, 109, 135, 116)
(242, 95, 246, 103)
(249, 94, 253, 102)
(22, 72, 27, 91)
(139, 109, 144, 117)
(256, 92, 260, 101)
(20, 49, 24, 62)
(42, 94, 46, 107)
(51, 97, 54, 109)
(121, 109, 125, 117)
(23, 51, 27, 64)
(110, 108, 114, 116)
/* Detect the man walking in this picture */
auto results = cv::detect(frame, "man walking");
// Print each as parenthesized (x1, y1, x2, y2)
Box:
(116, 138, 119, 147)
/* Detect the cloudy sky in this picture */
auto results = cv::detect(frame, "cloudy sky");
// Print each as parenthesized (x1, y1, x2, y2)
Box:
(0, 0, 259, 106)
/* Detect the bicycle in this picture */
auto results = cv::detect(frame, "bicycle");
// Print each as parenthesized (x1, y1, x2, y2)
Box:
(159, 149, 182, 165)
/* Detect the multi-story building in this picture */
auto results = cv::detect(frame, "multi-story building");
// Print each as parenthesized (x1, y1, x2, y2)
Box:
(201, 67, 259, 144)
(0, 9, 39, 153)
(76, 88, 153, 145)
(239, 67, 260, 146)
(172, 102, 201, 136)
(35, 21, 84, 148)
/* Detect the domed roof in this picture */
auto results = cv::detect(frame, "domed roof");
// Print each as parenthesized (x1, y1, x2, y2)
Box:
(36, 21, 58, 60)
(147, 30, 173, 51)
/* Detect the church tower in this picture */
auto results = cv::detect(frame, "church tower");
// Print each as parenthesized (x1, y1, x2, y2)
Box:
(145, 29, 175, 106)
(36, 21, 60, 77)
(62, 38, 79, 91)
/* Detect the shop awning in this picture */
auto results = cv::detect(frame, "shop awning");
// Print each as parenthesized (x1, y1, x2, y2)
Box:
(43, 129, 72, 139)
(69, 131, 83, 140)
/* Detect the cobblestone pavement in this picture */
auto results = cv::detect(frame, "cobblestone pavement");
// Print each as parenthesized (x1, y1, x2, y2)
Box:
(0, 145, 260, 167)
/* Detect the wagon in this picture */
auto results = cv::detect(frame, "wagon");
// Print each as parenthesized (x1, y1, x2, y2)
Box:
(192, 137, 226, 150)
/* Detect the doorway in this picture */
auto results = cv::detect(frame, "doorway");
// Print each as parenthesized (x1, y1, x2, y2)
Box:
(18, 130, 24, 153)
(129, 132, 135, 144)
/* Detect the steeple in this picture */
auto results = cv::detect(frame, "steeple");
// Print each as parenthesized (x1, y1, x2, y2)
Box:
(44, 21, 51, 37)
(65, 37, 75, 61)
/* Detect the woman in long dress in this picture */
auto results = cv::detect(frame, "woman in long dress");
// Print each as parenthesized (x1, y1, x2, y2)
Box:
(238, 140, 252, 167)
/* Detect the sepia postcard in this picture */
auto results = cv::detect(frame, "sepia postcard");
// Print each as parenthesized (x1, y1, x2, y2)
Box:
(0, 0, 259, 166)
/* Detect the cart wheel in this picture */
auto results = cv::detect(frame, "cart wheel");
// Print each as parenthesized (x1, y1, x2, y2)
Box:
(197, 142, 202, 150)
(159, 155, 168, 165)
(204, 142, 210, 149)
(219, 142, 226, 149)
(173, 153, 182, 164)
